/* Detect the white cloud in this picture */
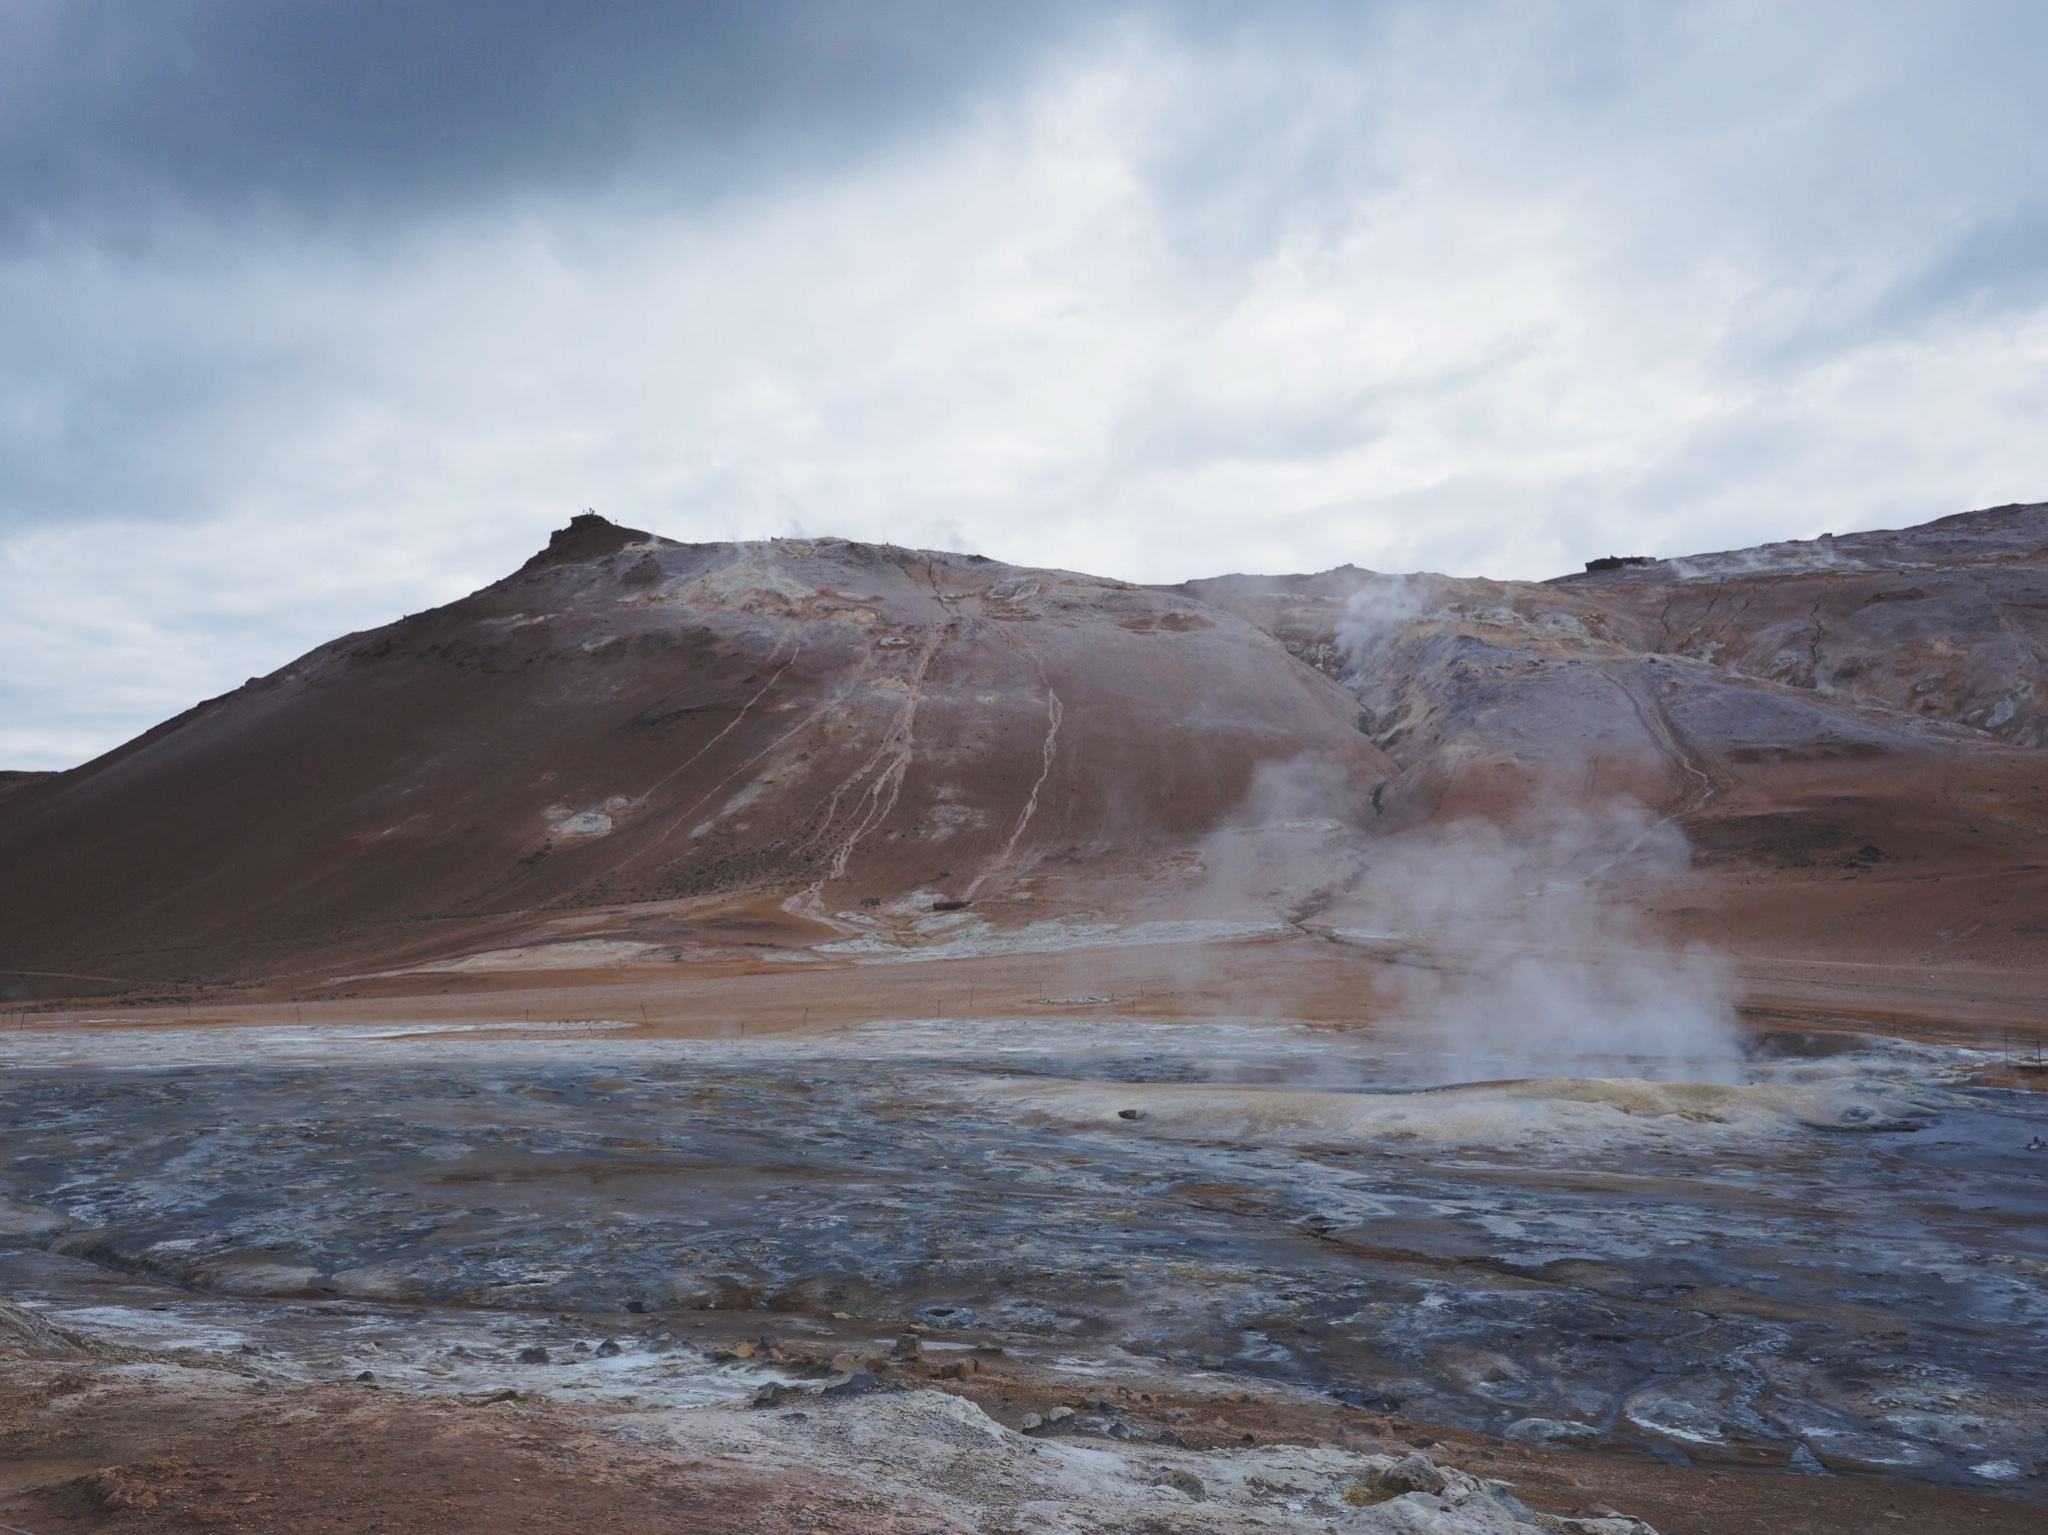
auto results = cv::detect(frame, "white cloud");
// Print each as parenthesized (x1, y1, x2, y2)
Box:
(4, 2, 2047, 766)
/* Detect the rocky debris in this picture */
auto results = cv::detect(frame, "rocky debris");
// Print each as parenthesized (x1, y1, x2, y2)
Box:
(1018, 1394, 1187, 1446)
(516, 1345, 550, 1364)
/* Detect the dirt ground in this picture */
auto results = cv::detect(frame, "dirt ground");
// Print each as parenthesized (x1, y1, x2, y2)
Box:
(19, 928, 2048, 1052)
(7, 936, 2048, 1533)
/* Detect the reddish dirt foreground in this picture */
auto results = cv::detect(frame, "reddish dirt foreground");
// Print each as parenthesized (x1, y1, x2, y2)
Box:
(2, 1351, 2043, 1535)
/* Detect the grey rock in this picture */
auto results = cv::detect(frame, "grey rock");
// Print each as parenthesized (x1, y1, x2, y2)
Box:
(1372, 1452, 1447, 1497)
(1153, 1467, 1205, 1499)
(821, 1369, 884, 1398)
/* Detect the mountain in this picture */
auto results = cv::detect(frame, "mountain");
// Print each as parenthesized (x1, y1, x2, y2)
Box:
(0, 516, 1388, 994)
(5, 502, 2048, 999)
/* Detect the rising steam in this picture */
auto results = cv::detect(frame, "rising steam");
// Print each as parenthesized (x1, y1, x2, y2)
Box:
(1193, 571, 1747, 1086)
(1338, 801, 1744, 1084)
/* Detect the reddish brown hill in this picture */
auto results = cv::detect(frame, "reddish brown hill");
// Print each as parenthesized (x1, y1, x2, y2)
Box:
(8, 502, 2048, 999)
(0, 520, 1388, 994)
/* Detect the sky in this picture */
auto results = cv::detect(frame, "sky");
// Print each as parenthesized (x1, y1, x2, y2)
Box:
(4, 1, 2048, 769)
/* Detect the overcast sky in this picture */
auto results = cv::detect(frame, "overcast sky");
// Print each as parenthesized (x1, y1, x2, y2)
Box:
(5, 1, 2047, 768)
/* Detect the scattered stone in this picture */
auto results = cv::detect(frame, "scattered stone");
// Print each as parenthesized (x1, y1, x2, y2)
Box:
(624, 1300, 646, 1313)
(893, 1331, 922, 1359)
(516, 1346, 550, 1364)
(828, 1351, 862, 1375)
(595, 1338, 622, 1357)
(1153, 1467, 1205, 1499)
(1019, 1412, 1044, 1431)
(821, 1369, 885, 1399)
(1046, 1405, 1074, 1423)
(354, 1370, 375, 1382)
(751, 1381, 802, 1409)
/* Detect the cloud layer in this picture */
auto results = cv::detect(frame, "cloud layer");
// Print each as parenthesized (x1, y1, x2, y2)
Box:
(5, 1, 2048, 766)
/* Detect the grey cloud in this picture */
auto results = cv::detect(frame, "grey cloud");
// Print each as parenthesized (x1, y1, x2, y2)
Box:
(6, 1, 2048, 767)
(0, 0, 1104, 238)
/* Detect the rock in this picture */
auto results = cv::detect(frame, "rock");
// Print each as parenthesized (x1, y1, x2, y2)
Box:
(751, 1381, 801, 1409)
(893, 1331, 923, 1359)
(827, 1351, 862, 1375)
(1372, 1452, 1448, 1497)
(354, 1370, 375, 1382)
(1153, 1467, 1205, 1499)
(1504, 1417, 1602, 1449)
(733, 1339, 758, 1360)
(821, 1369, 885, 1399)
(624, 1300, 646, 1313)
(62, 1466, 161, 1512)
(1019, 1412, 1044, 1431)
(1046, 1405, 1074, 1423)
(516, 1346, 550, 1364)
(595, 1338, 622, 1357)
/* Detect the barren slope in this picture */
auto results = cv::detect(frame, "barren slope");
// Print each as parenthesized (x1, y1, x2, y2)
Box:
(1176, 501, 2048, 971)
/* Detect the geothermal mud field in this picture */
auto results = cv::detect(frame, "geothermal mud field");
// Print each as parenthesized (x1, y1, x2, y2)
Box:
(4, 1010, 2045, 1523)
